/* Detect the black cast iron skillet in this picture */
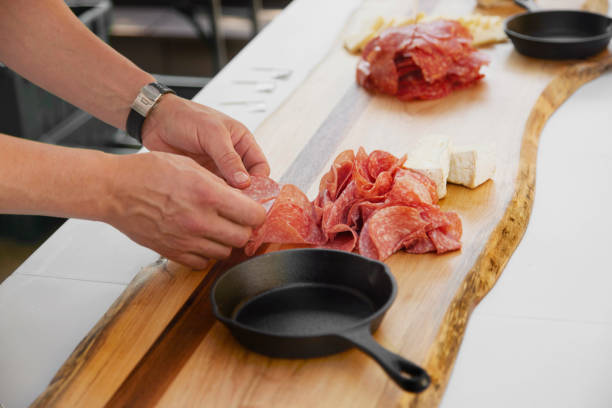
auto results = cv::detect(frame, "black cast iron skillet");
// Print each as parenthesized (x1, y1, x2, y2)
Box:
(211, 248, 431, 392)
(505, 0, 612, 59)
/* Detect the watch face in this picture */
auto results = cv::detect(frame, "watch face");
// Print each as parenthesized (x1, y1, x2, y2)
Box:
(132, 85, 161, 116)
(131, 83, 174, 116)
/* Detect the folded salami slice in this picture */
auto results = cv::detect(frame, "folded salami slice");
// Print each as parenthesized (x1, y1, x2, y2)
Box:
(353, 147, 405, 198)
(317, 150, 355, 202)
(428, 211, 462, 253)
(240, 175, 281, 204)
(385, 169, 438, 206)
(359, 206, 430, 261)
(359, 204, 462, 260)
(321, 181, 358, 239)
(245, 184, 324, 256)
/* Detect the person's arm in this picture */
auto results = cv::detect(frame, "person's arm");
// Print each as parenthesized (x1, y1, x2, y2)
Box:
(0, 0, 150, 130)
(0, 0, 270, 187)
(0, 134, 266, 269)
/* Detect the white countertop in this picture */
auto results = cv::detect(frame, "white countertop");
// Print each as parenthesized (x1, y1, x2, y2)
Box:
(1, 1, 611, 406)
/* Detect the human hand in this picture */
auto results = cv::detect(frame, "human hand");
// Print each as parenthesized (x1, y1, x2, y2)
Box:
(140, 94, 270, 188)
(104, 151, 266, 269)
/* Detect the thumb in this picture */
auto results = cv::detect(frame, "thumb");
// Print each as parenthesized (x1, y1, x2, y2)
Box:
(208, 137, 251, 188)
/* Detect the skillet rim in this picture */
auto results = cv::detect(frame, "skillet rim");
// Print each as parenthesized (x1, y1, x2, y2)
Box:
(211, 248, 398, 339)
(504, 9, 612, 44)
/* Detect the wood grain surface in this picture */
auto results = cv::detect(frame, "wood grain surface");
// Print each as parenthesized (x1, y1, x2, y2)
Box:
(33, 0, 612, 407)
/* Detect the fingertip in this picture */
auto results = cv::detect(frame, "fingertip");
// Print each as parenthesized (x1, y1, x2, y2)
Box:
(232, 171, 251, 187)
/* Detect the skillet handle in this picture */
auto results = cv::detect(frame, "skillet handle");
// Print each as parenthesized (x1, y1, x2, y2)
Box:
(513, 0, 538, 11)
(338, 327, 431, 393)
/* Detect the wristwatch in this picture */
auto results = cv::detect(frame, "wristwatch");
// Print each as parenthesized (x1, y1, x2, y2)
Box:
(126, 82, 176, 143)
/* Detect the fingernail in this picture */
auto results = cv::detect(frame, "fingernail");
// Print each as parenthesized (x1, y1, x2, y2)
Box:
(234, 171, 249, 184)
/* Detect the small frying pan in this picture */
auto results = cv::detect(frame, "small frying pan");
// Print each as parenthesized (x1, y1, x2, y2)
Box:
(211, 248, 431, 392)
(505, 0, 612, 59)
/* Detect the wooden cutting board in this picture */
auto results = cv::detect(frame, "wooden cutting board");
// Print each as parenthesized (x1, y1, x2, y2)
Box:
(33, 0, 612, 407)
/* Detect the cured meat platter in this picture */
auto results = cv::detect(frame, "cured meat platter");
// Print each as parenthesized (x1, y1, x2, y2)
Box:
(34, 0, 612, 407)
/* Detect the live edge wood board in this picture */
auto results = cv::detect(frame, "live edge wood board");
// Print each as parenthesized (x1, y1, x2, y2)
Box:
(34, 0, 612, 407)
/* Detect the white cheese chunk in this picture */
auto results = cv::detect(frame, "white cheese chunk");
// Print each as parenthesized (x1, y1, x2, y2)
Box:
(448, 145, 496, 188)
(405, 134, 451, 199)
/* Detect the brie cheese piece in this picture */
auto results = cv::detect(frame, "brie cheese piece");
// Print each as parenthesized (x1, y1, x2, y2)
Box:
(405, 135, 451, 199)
(448, 145, 495, 188)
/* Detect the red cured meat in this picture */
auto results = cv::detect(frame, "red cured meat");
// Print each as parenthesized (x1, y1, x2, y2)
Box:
(359, 204, 462, 260)
(347, 199, 385, 230)
(243, 148, 462, 261)
(403, 237, 436, 254)
(323, 226, 358, 252)
(385, 169, 438, 206)
(367, 150, 400, 179)
(321, 181, 358, 239)
(353, 147, 405, 198)
(245, 184, 324, 256)
(240, 175, 280, 204)
(360, 206, 430, 261)
(317, 150, 355, 201)
(356, 20, 488, 101)
(428, 211, 462, 253)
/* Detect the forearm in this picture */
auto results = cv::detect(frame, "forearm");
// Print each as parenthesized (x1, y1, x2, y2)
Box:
(0, 134, 116, 221)
(0, 0, 154, 130)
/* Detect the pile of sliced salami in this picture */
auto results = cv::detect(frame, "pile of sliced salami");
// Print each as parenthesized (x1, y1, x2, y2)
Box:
(356, 20, 489, 100)
(242, 148, 462, 261)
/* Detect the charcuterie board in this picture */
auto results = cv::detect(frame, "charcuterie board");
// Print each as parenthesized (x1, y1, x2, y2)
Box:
(33, 0, 612, 407)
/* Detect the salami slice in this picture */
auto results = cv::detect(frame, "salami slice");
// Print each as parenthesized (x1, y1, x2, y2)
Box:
(362, 206, 430, 261)
(321, 181, 358, 239)
(240, 175, 280, 204)
(323, 226, 358, 252)
(367, 150, 402, 179)
(403, 236, 436, 254)
(245, 184, 324, 256)
(385, 169, 437, 206)
(354, 147, 402, 198)
(427, 211, 462, 253)
(317, 150, 355, 201)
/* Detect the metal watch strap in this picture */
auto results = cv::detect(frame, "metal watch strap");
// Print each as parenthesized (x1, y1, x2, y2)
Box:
(126, 82, 176, 143)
